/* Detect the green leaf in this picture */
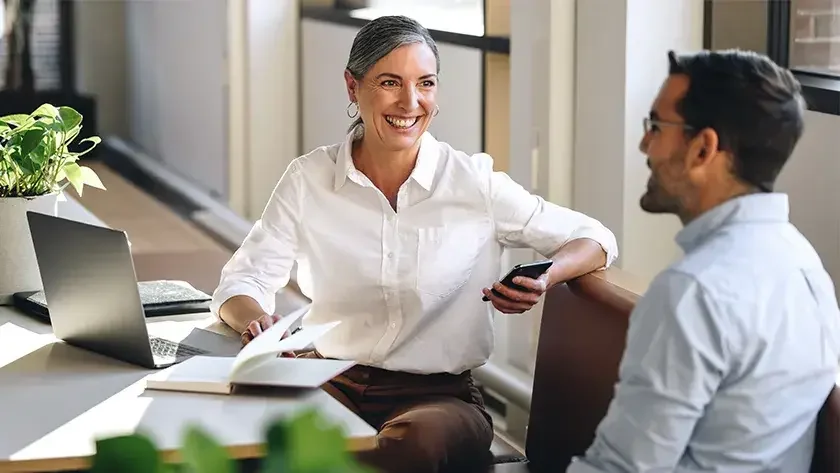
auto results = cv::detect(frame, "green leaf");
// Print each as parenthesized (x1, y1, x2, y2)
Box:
(181, 426, 235, 473)
(63, 161, 84, 196)
(58, 106, 83, 131)
(90, 434, 166, 473)
(31, 103, 60, 119)
(80, 165, 106, 190)
(68, 136, 102, 159)
(20, 128, 47, 159)
(286, 410, 356, 472)
(261, 421, 289, 472)
(64, 124, 81, 145)
(0, 113, 30, 127)
(55, 166, 66, 183)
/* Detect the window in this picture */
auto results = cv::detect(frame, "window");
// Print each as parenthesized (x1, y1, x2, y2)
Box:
(0, 0, 62, 90)
(705, 0, 840, 115)
(300, 0, 485, 37)
(789, 0, 840, 74)
(347, 0, 484, 36)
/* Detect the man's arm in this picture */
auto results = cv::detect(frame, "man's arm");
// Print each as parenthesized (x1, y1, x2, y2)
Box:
(567, 271, 730, 473)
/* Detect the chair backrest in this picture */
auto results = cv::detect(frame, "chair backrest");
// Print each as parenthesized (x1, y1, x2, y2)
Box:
(811, 384, 840, 473)
(524, 270, 642, 471)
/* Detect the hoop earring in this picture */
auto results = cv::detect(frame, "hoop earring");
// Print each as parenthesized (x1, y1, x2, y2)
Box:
(346, 102, 359, 118)
(433, 105, 440, 117)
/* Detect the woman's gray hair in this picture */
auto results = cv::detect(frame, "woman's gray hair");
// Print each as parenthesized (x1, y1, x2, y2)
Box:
(346, 15, 440, 131)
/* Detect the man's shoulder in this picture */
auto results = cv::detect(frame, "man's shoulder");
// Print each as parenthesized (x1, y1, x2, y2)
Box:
(673, 225, 823, 292)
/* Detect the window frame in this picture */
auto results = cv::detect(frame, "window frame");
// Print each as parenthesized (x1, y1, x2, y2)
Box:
(705, 0, 840, 116)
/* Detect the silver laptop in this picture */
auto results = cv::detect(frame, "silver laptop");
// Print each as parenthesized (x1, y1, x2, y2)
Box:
(27, 211, 212, 369)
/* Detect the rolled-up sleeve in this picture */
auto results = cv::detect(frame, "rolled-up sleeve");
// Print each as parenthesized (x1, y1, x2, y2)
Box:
(209, 160, 303, 319)
(487, 169, 618, 267)
(567, 271, 729, 472)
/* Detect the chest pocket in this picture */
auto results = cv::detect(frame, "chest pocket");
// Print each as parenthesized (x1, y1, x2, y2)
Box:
(415, 222, 490, 298)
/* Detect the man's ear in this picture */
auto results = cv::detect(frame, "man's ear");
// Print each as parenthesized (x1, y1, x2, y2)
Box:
(688, 127, 720, 167)
(344, 70, 358, 103)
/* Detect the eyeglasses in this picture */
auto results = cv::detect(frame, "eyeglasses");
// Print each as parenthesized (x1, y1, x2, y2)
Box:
(643, 117, 694, 134)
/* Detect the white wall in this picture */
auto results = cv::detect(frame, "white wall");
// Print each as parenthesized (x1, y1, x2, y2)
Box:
(497, 0, 575, 377)
(125, 0, 228, 200)
(241, 0, 299, 220)
(300, 18, 482, 156)
(574, 0, 704, 283)
(775, 111, 840, 291)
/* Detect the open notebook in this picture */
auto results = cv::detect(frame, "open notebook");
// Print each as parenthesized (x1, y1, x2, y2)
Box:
(145, 309, 355, 394)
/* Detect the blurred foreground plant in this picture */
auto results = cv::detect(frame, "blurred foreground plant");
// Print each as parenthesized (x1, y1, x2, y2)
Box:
(89, 409, 375, 473)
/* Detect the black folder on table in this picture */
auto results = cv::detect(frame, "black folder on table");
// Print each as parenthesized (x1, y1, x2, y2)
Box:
(13, 280, 212, 322)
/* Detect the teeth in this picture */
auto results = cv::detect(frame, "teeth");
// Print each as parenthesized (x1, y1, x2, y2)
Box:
(386, 116, 417, 129)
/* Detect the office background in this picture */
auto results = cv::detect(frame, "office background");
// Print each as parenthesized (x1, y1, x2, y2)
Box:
(10, 0, 840, 444)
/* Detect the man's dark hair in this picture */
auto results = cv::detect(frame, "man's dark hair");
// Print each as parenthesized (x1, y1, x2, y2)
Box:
(668, 49, 805, 192)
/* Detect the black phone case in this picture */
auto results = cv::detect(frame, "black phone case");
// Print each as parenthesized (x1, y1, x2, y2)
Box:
(485, 260, 553, 301)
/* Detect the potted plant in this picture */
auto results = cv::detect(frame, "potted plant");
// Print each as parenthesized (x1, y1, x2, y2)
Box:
(0, 103, 104, 304)
(89, 408, 375, 473)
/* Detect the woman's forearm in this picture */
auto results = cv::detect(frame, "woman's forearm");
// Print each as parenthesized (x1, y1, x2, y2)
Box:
(218, 295, 268, 333)
(547, 238, 608, 289)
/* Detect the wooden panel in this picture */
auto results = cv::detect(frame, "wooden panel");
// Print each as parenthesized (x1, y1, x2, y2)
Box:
(485, 0, 510, 37)
(484, 52, 510, 172)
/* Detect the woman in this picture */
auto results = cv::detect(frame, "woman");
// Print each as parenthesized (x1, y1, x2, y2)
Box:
(211, 15, 617, 473)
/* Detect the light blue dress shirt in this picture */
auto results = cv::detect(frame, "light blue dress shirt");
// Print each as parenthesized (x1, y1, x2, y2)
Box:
(568, 193, 840, 472)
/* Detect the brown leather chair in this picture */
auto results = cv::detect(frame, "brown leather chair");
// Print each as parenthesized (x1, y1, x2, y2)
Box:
(525, 271, 640, 471)
(811, 385, 840, 473)
(488, 269, 642, 472)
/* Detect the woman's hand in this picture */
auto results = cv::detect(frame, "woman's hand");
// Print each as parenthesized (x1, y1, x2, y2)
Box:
(482, 273, 549, 314)
(240, 314, 295, 357)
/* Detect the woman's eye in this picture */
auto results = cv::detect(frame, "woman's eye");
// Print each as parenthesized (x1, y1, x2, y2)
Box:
(382, 80, 398, 87)
(421, 80, 435, 87)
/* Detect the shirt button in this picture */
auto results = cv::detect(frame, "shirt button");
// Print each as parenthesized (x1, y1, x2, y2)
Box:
(390, 322, 396, 328)
(387, 252, 394, 259)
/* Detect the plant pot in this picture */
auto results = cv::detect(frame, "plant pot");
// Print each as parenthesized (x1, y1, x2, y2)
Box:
(0, 193, 59, 305)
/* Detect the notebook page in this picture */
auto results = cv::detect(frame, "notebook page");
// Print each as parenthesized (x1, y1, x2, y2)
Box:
(230, 321, 341, 377)
(230, 308, 306, 374)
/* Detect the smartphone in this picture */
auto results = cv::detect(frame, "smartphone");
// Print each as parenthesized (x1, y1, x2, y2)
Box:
(482, 259, 554, 301)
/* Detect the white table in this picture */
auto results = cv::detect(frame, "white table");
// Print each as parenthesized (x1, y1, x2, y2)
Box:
(0, 197, 376, 472)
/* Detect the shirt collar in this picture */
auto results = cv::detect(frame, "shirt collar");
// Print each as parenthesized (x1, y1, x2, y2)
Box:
(334, 124, 440, 191)
(675, 193, 790, 252)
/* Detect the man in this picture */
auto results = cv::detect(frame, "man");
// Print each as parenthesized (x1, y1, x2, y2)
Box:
(568, 50, 840, 472)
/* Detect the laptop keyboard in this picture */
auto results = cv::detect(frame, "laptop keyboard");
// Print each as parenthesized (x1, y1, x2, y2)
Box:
(149, 337, 207, 359)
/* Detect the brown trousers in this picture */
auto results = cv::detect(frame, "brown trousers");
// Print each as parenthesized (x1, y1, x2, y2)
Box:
(302, 351, 495, 473)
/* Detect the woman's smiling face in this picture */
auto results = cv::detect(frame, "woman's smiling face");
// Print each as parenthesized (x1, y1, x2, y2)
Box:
(345, 42, 439, 152)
